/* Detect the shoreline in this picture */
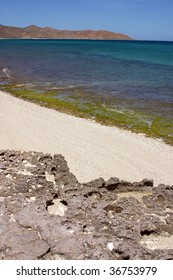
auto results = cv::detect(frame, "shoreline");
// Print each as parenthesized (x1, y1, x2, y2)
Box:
(1, 38, 172, 42)
(2, 84, 173, 146)
(0, 89, 173, 186)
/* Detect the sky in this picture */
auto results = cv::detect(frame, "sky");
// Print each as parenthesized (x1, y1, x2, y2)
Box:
(0, 0, 173, 41)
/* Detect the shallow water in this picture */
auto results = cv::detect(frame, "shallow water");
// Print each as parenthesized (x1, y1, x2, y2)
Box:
(0, 39, 173, 142)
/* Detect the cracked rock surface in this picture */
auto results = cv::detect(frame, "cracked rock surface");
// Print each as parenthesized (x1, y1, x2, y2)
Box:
(0, 150, 173, 260)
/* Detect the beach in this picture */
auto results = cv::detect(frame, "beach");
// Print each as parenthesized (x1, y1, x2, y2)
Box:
(0, 89, 173, 186)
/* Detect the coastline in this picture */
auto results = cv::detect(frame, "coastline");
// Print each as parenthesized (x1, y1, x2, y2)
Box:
(0, 89, 173, 186)
(2, 84, 173, 146)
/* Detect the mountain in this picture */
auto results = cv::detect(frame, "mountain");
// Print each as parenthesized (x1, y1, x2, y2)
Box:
(0, 24, 132, 40)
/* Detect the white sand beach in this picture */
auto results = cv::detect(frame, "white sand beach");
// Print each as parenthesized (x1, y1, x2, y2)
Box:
(0, 90, 173, 186)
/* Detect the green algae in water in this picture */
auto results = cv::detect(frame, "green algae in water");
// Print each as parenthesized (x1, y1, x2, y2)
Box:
(1, 84, 173, 146)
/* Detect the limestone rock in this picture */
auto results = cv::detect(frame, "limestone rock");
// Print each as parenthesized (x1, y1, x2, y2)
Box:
(0, 150, 173, 260)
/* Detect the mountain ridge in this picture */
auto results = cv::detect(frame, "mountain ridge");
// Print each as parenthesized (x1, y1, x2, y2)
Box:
(0, 24, 132, 40)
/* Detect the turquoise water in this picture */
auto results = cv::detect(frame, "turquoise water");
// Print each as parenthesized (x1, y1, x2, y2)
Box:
(0, 39, 173, 120)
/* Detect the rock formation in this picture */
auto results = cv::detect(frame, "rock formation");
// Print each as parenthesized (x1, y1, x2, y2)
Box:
(0, 24, 132, 40)
(0, 150, 173, 260)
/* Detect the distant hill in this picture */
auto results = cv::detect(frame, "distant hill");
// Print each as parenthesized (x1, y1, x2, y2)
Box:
(0, 24, 132, 40)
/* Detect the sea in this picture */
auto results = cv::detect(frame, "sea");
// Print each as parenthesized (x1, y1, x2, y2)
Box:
(0, 39, 173, 139)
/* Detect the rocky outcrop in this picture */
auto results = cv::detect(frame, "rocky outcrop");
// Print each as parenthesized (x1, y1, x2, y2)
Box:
(0, 24, 132, 40)
(0, 150, 173, 260)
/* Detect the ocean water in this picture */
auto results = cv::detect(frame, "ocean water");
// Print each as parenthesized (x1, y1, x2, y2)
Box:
(0, 39, 173, 126)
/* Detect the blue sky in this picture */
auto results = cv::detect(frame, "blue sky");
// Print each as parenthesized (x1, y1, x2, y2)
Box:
(0, 0, 173, 40)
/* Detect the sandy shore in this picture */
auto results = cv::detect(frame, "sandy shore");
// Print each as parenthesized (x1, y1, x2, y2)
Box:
(0, 90, 173, 186)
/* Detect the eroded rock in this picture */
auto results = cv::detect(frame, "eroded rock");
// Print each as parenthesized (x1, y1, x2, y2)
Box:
(0, 149, 173, 260)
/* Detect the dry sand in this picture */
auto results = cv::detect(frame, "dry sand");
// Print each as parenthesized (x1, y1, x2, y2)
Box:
(0, 90, 173, 186)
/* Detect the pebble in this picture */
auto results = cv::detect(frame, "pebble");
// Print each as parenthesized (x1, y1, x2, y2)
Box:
(107, 242, 114, 251)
